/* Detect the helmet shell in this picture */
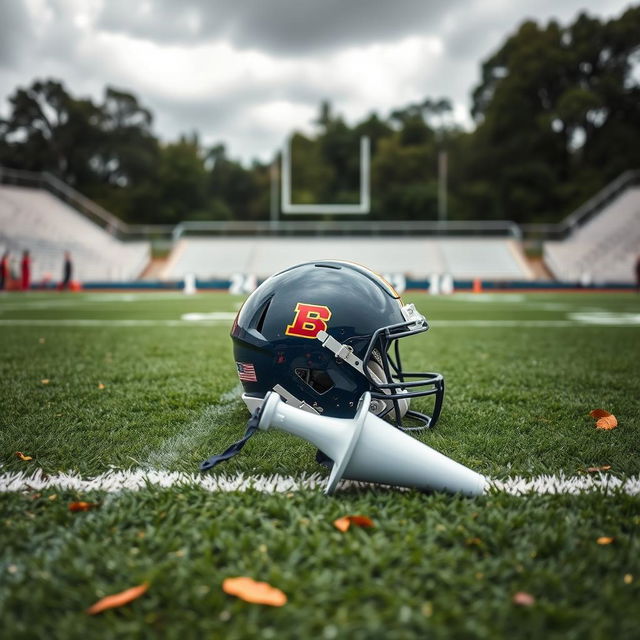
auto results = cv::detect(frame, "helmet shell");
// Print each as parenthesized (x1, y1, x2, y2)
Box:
(231, 261, 406, 417)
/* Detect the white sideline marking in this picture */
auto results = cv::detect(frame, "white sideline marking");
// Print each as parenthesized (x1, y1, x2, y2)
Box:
(0, 469, 328, 493)
(0, 469, 637, 495)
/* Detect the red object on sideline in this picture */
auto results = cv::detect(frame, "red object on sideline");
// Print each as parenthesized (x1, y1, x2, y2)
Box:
(20, 252, 31, 291)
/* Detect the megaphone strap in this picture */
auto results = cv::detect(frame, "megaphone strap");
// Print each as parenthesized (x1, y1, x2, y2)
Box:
(199, 407, 262, 472)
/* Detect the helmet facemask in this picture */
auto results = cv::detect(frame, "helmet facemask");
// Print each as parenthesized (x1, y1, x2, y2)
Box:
(318, 303, 445, 431)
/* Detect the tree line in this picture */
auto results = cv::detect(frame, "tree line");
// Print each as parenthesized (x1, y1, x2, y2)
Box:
(1, 6, 638, 225)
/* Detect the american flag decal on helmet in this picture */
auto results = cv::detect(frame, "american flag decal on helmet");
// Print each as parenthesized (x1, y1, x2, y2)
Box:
(236, 362, 257, 382)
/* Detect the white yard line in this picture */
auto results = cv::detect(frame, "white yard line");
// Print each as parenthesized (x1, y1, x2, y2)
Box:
(0, 469, 637, 495)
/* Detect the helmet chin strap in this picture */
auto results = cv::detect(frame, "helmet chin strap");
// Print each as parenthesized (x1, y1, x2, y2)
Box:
(316, 330, 365, 373)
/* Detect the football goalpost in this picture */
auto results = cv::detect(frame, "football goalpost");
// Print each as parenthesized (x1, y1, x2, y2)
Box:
(279, 135, 371, 215)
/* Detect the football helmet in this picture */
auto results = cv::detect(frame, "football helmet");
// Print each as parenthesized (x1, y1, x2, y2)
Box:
(230, 260, 444, 430)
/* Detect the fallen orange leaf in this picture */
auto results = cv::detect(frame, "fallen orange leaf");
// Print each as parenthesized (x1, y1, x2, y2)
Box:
(15, 452, 33, 461)
(597, 536, 615, 545)
(512, 591, 535, 606)
(333, 515, 375, 532)
(69, 501, 99, 512)
(585, 465, 612, 473)
(589, 409, 612, 419)
(41, 379, 50, 385)
(596, 415, 618, 430)
(98, 382, 106, 390)
(86, 582, 149, 615)
(222, 577, 287, 606)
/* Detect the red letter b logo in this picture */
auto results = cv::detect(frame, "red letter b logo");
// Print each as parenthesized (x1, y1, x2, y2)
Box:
(285, 303, 332, 339)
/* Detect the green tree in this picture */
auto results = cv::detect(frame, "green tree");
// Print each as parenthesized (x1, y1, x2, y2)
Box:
(206, 143, 263, 220)
(0, 79, 102, 185)
(468, 7, 640, 221)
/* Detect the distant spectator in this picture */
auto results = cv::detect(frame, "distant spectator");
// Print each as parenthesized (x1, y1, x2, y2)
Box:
(635, 254, 640, 293)
(0, 250, 9, 291)
(60, 251, 73, 290)
(20, 250, 31, 291)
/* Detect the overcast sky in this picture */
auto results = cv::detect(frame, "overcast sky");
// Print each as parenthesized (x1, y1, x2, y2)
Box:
(0, 0, 635, 163)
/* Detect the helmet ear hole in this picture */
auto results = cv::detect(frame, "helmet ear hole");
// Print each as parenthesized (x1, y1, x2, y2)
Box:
(295, 368, 334, 394)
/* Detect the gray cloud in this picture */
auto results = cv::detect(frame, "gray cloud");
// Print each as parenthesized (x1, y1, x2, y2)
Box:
(96, 0, 472, 55)
(0, 1, 33, 68)
(0, 0, 636, 163)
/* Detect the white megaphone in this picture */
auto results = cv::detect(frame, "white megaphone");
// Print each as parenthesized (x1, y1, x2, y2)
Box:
(258, 391, 488, 496)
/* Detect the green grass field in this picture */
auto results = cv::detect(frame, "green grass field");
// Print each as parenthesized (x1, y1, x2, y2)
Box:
(1, 290, 639, 639)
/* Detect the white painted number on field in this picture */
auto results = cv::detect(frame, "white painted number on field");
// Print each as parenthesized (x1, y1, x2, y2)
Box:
(229, 273, 257, 295)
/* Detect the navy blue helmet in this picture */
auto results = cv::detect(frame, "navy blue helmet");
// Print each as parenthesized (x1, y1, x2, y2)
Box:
(230, 260, 444, 430)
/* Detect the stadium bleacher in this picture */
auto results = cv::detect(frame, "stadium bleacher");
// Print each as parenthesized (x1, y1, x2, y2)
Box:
(0, 185, 149, 284)
(2, 167, 638, 288)
(162, 236, 533, 281)
(544, 187, 640, 284)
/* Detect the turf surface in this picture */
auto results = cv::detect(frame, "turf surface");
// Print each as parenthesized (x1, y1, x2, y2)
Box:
(1, 290, 639, 638)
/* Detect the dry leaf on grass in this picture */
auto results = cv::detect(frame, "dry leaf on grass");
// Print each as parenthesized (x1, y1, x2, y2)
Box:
(512, 591, 535, 606)
(69, 501, 99, 512)
(585, 465, 612, 473)
(40, 379, 50, 385)
(589, 409, 618, 430)
(86, 582, 149, 615)
(333, 515, 375, 532)
(597, 536, 615, 545)
(596, 416, 618, 430)
(222, 577, 287, 606)
(15, 452, 33, 461)
(98, 382, 106, 390)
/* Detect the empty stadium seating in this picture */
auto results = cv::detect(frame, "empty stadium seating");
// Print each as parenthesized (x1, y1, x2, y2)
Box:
(544, 187, 640, 284)
(162, 236, 533, 281)
(0, 185, 150, 284)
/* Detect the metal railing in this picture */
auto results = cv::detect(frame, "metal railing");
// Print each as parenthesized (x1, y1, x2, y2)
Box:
(171, 219, 522, 241)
